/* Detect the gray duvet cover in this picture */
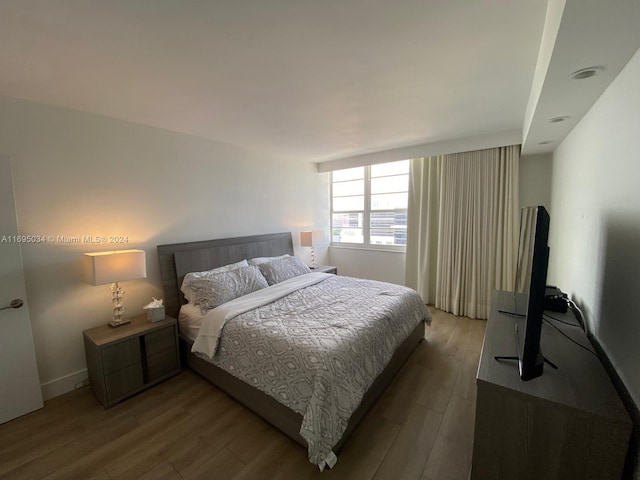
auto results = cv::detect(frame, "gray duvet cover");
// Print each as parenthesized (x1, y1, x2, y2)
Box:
(205, 275, 430, 468)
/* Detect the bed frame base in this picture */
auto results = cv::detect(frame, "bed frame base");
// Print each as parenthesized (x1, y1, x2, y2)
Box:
(180, 321, 426, 453)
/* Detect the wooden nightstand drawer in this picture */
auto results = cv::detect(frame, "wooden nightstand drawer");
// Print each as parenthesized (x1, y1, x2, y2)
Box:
(102, 339, 141, 374)
(144, 325, 176, 357)
(105, 363, 144, 399)
(84, 315, 180, 408)
(146, 350, 179, 382)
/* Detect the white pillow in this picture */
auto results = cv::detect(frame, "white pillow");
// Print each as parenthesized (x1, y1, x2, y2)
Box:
(181, 259, 249, 303)
(247, 254, 290, 266)
(187, 265, 269, 312)
(258, 255, 311, 285)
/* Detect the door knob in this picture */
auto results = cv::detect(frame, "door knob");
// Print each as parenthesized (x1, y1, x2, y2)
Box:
(0, 299, 24, 311)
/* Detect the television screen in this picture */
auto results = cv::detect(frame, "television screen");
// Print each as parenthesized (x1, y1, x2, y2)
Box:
(515, 206, 550, 381)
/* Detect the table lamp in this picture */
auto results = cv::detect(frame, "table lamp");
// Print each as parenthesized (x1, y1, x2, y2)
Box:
(300, 231, 317, 269)
(83, 249, 147, 327)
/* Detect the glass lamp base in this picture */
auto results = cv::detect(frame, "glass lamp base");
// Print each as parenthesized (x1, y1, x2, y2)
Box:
(109, 318, 131, 328)
(109, 282, 129, 327)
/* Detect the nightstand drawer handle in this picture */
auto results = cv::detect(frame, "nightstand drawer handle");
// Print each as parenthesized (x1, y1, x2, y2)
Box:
(0, 299, 24, 311)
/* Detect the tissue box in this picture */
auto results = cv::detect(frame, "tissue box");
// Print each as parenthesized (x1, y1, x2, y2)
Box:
(146, 306, 165, 323)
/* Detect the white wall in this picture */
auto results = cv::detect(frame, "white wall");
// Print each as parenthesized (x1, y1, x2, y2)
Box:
(549, 47, 640, 418)
(519, 153, 552, 209)
(0, 96, 329, 398)
(329, 247, 406, 284)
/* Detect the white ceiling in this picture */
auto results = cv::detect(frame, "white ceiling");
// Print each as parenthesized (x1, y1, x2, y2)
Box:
(522, 0, 640, 155)
(1, 1, 639, 164)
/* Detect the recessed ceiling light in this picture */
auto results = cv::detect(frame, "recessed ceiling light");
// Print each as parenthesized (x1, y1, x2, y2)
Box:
(569, 66, 604, 80)
(549, 116, 570, 123)
(538, 140, 554, 145)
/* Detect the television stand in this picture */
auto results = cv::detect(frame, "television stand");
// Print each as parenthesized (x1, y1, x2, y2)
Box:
(471, 290, 631, 480)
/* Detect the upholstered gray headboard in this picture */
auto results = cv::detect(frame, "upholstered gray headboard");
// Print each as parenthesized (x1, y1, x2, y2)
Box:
(157, 232, 294, 319)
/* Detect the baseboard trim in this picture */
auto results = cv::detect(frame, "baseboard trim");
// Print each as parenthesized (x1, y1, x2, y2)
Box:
(41, 369, 88, 401)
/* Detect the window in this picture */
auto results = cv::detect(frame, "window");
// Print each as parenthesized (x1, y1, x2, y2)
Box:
(331, 159, 409, 248)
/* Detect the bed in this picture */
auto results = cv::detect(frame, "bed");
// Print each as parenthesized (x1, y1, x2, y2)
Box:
(157, 232, 430, 469)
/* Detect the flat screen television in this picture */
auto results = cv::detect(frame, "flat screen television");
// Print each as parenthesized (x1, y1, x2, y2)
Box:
(514, 205, 551, 380)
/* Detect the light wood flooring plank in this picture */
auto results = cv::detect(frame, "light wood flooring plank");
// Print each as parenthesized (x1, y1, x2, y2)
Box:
(423, 317, 484, 480)
(0, 417, 85, 476)
(443, 316, 474, 362)
(425, 308, 458, 347)
(225, 414, 276, 464)
(422, 393, 477, 480)
(374, 361, 424, 425)
(168, 403, 248, 478)
(321, 413, 401, 480)
(137, 460, 182, 480)
(469, 318, 487, 354)
(224, 434, 292, 480)
(105, 391, 228, 480)
(184, 447, 246, 480)
(0, 387, 98, 449)
(415, 360, 462, 415)
(3, 413, 140, 480)
(87, 472, 110, 480)
(42, 406, 190, 480)
(372, 402, 443, 480)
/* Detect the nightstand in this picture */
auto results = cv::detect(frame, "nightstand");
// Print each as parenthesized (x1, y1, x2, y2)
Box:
(83, 314, 180, 408)
(310, 265, 338, 274)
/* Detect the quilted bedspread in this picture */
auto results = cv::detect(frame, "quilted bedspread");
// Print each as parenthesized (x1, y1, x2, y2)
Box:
(194, 274, 431, 469)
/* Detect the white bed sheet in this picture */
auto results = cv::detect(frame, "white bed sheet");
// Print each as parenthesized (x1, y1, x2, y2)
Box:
(178, 302, 204, 342)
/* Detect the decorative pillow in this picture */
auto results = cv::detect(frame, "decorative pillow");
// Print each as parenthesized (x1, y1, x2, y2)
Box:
(188, 265, 269, 312)
(181, 259, 249, 303)
(258, 255, 311, 285)
(247, 254, 290, 266)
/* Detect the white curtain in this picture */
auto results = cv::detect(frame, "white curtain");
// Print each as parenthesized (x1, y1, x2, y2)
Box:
(405, 145, 520, 319)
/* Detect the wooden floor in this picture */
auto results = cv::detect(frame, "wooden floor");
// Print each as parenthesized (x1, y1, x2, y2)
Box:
(0, 308, 486, 480)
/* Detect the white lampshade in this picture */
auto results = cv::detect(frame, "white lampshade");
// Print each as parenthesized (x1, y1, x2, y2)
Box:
(300, 231, 314, 247)
(83, 250, 147, 286)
